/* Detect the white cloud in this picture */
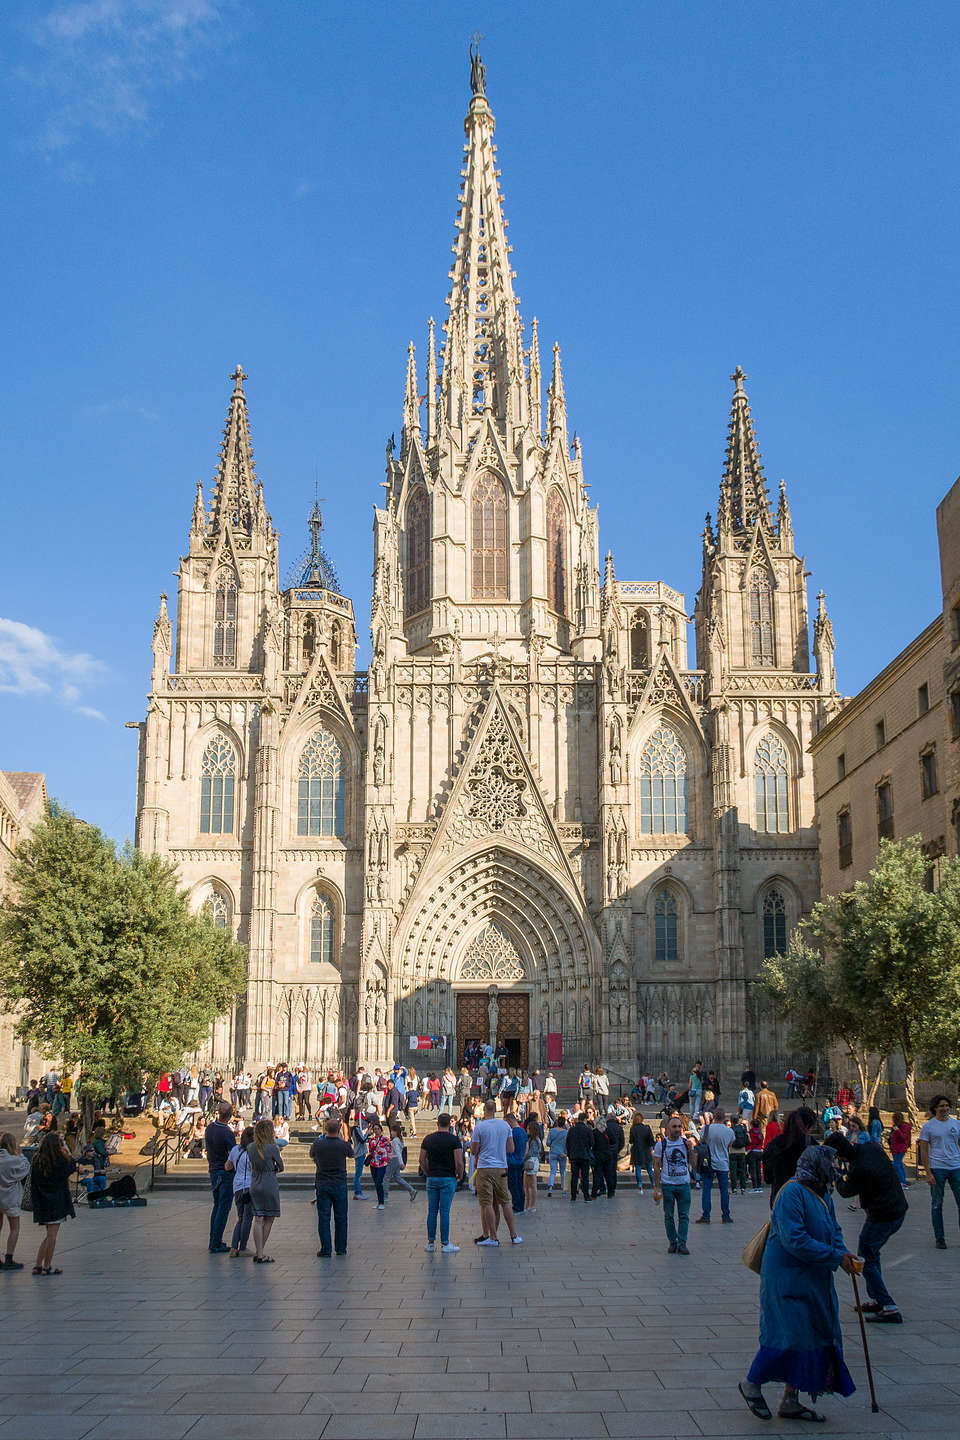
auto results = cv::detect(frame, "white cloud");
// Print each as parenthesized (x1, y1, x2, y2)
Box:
(0, 618, 107, 720)
(18, 0, 228, 154)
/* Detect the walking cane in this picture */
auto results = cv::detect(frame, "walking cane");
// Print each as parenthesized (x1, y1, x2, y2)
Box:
(849, 1259, 879, 1413)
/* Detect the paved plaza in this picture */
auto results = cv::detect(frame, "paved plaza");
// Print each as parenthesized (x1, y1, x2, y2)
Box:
(0, 1178, 957, 1440)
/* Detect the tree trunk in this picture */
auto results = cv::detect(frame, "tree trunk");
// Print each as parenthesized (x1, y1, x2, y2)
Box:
(79, 1092, 96, 1145)
(866, 1056, 888, 1112)
(903, 1053, 922, 1132)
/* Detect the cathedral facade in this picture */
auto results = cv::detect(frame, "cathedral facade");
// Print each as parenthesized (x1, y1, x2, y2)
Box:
(135, 59, 840, 1080)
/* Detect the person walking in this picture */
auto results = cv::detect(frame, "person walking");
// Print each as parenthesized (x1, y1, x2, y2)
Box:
(825, 1130, 907, 1323)
(29, 1132, 76, 1275)
(420, 1111, 464, 1252)
(350, 1112, 369, 1199)
(754, 1080, 778, 1128)
(688, 1062, 704, 1120)
(522, 1117, 543, 1213)
(888, 1112, 911, 1186)
(367, 1121, 392, 1207)
(546, 1112, 568, 1195)
(384, 1124, 417, 1203)
(310, 1116, 353, 1257)
(762, 1107, 818, 1205)
(565, 1111, 594, 1203)
(0, 1133, 31, 1269)
(247, 1118, 283, 1263)
(739, 1145, 857, 1422)
(439, 1067, 457, 1116)
(630, 1111, 656, 1192)
(226, 1124, 254, 1257)
(747, 1119, 765, 1193)
(204, 1101, 237, 1253)
(471, 1098, 522, 1246)
(506, 1111, 527, 1213)
(729, 1114, 749, 1196)
(653, 1113, 695, 1254)
(696, 1108, 734, 1223)
(404, 1069, 420, 1136)
(917, 1094, 960, 1249)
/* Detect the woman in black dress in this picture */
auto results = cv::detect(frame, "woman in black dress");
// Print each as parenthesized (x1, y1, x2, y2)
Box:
(30, 1132, 76, 1275)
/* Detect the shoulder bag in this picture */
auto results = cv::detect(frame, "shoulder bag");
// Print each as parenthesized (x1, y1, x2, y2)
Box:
(741, 1178, 828, 1273)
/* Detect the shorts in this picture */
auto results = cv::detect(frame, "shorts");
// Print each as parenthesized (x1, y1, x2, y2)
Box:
(0, 1203, 21, 1219)
(475, 1168, 510, 1208)
(523, 1157, 539, 1174)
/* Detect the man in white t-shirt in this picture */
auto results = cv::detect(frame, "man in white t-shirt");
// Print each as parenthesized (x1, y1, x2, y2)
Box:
(470, 1099, 522, 1247)
(918, 1094, 960, 1249)
(696, 1110, 735, 1224)
(652, 1115, 696, 1254)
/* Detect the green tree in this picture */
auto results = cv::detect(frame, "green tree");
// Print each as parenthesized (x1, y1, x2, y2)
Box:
(0, 803, 246, 1129)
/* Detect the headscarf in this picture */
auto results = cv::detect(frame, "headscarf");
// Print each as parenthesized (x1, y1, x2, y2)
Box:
(794, 1143, 836, 1195)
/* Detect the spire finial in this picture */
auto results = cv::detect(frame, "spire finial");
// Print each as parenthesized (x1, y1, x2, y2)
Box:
(232, 364, 246, 393)
(731, 364, 747, 396)
(469, 34, 486, 97)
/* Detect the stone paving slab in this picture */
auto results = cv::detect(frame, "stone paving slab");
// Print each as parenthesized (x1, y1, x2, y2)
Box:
(0, 1179, 957, 1439)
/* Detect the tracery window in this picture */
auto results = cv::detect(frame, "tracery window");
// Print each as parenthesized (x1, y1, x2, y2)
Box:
(310, 893, 335, 965)
(330, 620, 342, 669)
(297, 729, 345, 837)
(754, 733, 790, 833)
(654, 889, 679, 964)
(630, 610, 649, 669)
(750, 570, 774, 666)
(471, 472, 507, 599)
(212, 572, 237, 667)
(302, 615, 316, 665)
(639, 726, 688, 835)
(762, 889, 787, 958)
(204, 891, 229, 929)
(405, 486, 431, 617)
(199, 735, 236, 835)
(546, 486, 567, 617)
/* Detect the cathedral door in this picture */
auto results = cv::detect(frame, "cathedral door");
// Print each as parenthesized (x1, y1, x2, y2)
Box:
(456, 991, 530, 1069)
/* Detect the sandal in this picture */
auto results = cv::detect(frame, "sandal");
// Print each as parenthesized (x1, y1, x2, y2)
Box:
(42, 1267, 62, 1275)
(777, 1404, 825, 1422)
(252, 1255, 275, 1263)
(32, 1266, 44, 1275)
(738, 1383, 772, 1420)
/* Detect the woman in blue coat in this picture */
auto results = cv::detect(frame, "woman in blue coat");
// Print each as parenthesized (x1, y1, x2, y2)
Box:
(740, 1145, 857, 1422)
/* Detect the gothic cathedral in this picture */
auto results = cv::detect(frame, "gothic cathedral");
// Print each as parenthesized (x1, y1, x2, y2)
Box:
(136, 57, 840, 1080)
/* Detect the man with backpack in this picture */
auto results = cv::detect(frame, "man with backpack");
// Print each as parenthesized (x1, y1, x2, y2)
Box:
(730, 1115, 749, 1195)
(695, 1108, 734, 1224)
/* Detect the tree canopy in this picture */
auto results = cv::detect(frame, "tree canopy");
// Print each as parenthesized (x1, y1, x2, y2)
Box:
(0, 803, 246, 1103)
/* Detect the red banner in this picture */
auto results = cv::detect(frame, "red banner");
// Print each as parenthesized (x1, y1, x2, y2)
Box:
(547, 1032, 563, 1067)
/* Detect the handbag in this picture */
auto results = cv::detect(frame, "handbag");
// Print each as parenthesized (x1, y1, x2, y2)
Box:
(20, 1164, 34, 1214)
(741, 1179, 828, 1273)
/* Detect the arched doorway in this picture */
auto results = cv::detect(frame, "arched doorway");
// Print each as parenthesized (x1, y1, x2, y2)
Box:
(453, 921, 530, 1068)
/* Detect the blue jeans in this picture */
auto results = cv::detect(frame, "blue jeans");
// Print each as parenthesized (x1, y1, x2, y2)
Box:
(662, 1183, 691, 1246)
(891, 1153, 906, 1184)
(316, 1183, 348, 1255)
(354, 1153, 366, 1196)
(702, 1168, 730, 1220)
(507, 1164, 525, 1213)
(548, 1155, 567, 1189)
(276, 1090, 292, 1118)
(858, 1214, 903, 1308)
(930, 1167, 960, 1241)
(208, 1170, 233, 1249)
(439, 1093, 455, 1115)
(426, 1176, 458, 1244)
(635, 1162, 654, 1189)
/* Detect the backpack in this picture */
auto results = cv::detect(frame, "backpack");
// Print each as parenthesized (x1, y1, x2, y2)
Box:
(732, 1122, 749, 1149)
(693, 1123, 713, 1175)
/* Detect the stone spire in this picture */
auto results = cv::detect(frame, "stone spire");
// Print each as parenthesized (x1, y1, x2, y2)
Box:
(548, 342, 567, 444)
(814, 588, 836, 690)
(719, 366, 773, 535)
(190, 479, 206, 536)
(401, 341, 420, 455)
(528, 316, 542, 439)
(442, 46, 526, 431)
(425, 318, 437, 447)
(777, 477, 793, 548)
(209, 365, 259, 536)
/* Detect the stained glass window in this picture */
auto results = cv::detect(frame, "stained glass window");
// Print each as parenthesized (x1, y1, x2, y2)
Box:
(654, 889, 679, 963)
(471, 473, 507, 599)
(639, 726, 688, 834)
(750, 570, 774, 666)
(546, 486, 567, 617)
(405, 486, 431, 617)
(630, 610, 649, 669)
(310, 893, 335, 965)
(763, 889, 787, 957)
(199, 735, 236, 834)
(755, 733, 789, 833)
(297, 729, 345, 837)
(213, 572, 237, 667)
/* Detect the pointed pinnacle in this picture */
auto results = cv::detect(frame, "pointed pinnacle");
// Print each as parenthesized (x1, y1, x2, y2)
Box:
(731, 365, 747, 396)
(231, 364, 246, 394)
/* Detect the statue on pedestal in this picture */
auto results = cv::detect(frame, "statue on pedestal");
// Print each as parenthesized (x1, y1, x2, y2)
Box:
(487, 984, 499, 1050)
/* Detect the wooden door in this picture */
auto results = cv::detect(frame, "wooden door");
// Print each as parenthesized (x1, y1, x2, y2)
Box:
(498, 992, 529, 1071)
(456, 993, 487, 1065)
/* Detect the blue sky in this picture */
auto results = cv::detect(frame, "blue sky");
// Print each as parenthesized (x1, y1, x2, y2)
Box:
(2, 2, 959, 845)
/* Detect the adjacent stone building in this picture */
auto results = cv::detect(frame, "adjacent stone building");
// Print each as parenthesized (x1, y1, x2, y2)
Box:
(813, 475, 960, 894)
(0, 769, 47, 1098)
(135, 56, 840, 1078)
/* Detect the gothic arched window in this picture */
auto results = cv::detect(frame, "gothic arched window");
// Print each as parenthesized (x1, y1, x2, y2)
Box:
(213, 572, 237, 667)
(762, 888, 788, 957)
(639, 726, 688, 835)
(471, 472, 508, 599)
(654, 888, 679, 963)
(630, 610, 649, 669)
(297, 729, 345, 837)
(546, 486, 567, 617)
(302, 614, 316, 665)
(755, 733, 790, 833)
(330, 620, 342, 669)
(405, 486, 431, 617)
(204, 890, 229, 929)
(750, 569, 775, 666)
(310, 892, 335, 965)
(199, 735, 236, 835)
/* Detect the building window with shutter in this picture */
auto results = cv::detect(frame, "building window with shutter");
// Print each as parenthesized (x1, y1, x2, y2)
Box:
(921, 745, 939, 801)
(876, 781, 894, 840)
(837, 808, 852, 869)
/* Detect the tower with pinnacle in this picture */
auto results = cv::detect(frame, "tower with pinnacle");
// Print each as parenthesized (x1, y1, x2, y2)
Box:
(137, 50, 839, 1079)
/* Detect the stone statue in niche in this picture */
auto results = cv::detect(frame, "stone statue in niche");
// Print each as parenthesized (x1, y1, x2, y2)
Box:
(374, 984, 387, 1029)
(487, 984, 499, 1048)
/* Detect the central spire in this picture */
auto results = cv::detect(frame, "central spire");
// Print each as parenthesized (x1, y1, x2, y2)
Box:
(718, 366, 773, 534)
(441, 47, 527, 432)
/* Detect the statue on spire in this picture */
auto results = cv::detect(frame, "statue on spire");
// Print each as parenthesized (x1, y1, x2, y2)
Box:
(469, 35, 486, 97)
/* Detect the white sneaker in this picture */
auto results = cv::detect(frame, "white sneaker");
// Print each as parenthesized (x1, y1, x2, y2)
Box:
(353, 1193, 367, 1200)
(477, 1237, 499, 1246)
(377, 1203, 385, 1210)
(511, 1234, 523, 1244)
(441, 1242, 460, 1253)
(424, 1242, 435, 1251)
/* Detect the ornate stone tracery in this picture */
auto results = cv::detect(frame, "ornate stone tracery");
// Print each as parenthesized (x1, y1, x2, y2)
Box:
(458, 921, 526, 982)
